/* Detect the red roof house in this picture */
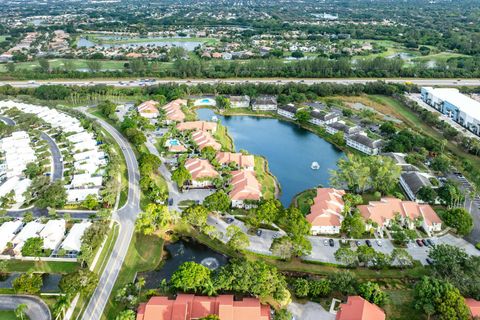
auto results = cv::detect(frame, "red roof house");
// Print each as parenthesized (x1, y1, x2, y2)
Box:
(137, 294, 270, 320)
(336, 296, 386, 320)
(465, 298, 480, 318)
(306, 188, 345, 235)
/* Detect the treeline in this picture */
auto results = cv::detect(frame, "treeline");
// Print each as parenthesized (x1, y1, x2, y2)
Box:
(4, 55, 480, 80)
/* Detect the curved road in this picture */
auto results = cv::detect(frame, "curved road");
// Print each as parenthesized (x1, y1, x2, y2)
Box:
(0, 295, 51, 320)
(80, 109, 140, 320)
(0, 78, 480, 88)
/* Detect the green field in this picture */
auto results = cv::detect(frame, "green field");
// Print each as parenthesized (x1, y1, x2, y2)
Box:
(0, 59, 128, 72)
(81, 34, 218, 46)
(254, 156, 278, 200)
(0, 310, 22, 320)
(4, 260, 79, 273)
(293, 188, 316, 214)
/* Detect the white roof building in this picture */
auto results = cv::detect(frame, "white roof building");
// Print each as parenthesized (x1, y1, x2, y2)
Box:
(39, 219, 66, 250)
(67, 188, 100, 203)
(70, 174, 103, 188)
(0, 131, 36, 178)
(12, 221, 45, 255)
(0, 177, 32, 204)
(0, 220, 23, 253)
(61, 221, 92, 252)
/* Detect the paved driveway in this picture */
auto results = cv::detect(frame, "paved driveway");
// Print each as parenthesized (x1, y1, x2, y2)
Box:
(0, 295, 51, 320)
(288, 301, 335, 320)
(40, 132, 63, 181)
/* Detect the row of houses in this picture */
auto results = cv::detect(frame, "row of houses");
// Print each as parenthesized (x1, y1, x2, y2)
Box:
(0, 101, 108, 203)
(0, 131, 36, 206)
(276, 103, 383, 155)
(306, 188, 442, 236)
(0, 219, 91, 257)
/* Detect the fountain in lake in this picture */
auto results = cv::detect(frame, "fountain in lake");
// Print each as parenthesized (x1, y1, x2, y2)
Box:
(200, 257, 220, 270)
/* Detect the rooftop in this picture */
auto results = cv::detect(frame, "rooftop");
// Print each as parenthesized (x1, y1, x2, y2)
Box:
(336, 296, 386, 320)
(422, 87, 480, 120)
(184, 158, 219, 180)
(306, 188, 345, 227)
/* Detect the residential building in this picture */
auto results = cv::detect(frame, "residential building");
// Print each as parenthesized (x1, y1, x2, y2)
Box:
(12, 221, 45, 255)
(421, 87, 480, 136)
(184, 158, 220, 188)
(67, 188, 101, 203)
(381, 152, 420, 172)
(345, 132, 383, 155)
(60, 221, 92, 254)
(306, 188, 345, 235)
(336, 296, 386, 320)
(277, 104, 297, 119)
(309, 110, 339, 126)
(216, 152, 255, 171)
(70, 174, 103, 188)
(191, 131, 222, 151)
(465, 298, 480, 319)
(229, 95, 250, 108)
(326, 121, 361, 135)
(177, 121, 217, 133)
(162, 99, 187, 123)
(251, 95, 277, 111)
(137, 100, 160, 119)
(229, 170, 262, 208)
(39, 219, 66, 250)
(0, 220, 23, 253)
(358, 198, 442, 236)
(137, 294, 270, 320)
(400, 171, 434, 202)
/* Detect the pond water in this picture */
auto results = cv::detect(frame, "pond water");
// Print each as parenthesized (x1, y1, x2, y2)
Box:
(197, 108, 345, 206)
(77, 37, 202, 51)
(0, 272, 61, 292)
(140, 239, 228, 289)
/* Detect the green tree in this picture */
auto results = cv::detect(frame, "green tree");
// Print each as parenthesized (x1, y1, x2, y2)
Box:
(203, 191, 231, 212)
(437, 180, 464, 208)
(86, 60, 102, 72)
(13, 272, 43, 294)
(417, 186, 437, 204)
(115, 310, 136, 320)
(309, 279, 331, 297)
(270, 236, 294, 260)
(24, 162, 42, 179)
(15, 303, 27, 320)
(294, 109, 311, 124)
(38, 58, 50, 73)
(328, 271, 357, 295)
(170, 262, 213, 294)
(334, 247, 359, 266)
(358, 282, 386, 305)
(215, 95, 231, 109)
(391, 248, 414, 268)
(172, 165, 191, 188)
(292, 278, 310, 298)
(21, 237, 44, 256)
(59, 269, 99, 296)
(82, 194, 99, 210)
(430, 155, 451, 172)
(341, 211, 366, 238)
(357, 245, 376, 266)
(182, 205, 209, 228)
(136, 203, 171, 235)
(226, 225, 250, 251)
(442, 208, 473, 236)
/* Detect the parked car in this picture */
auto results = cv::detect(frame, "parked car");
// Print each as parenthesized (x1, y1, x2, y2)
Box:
(168, 198, 173, 206)
(426, 258, 433, 265)
(366, 240, 372, 247)
(323, 240, 329, 246)
(422, 239, 429, 247)
(426, 239, 434, 247)
(355, 240, 361, 246)
(272, 233, 280, 239)
(416, 239, 424, 247)
(256, 230, 262, 237)
(376, 240, 382, 247)
(329, 239, 335, 247)
(225, 218, 234, 224)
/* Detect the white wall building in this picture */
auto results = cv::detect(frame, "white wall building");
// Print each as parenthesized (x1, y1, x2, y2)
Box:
(39, 219, 66, 250)
(61, 221, 92, 253)
(0, 220, 23, 253)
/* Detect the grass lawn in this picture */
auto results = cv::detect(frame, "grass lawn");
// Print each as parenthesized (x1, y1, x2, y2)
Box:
(0, 59, 128, 72)
(254, 156, 277, 200)
(214, 122, 235, 152)
(384, 289, 425, 320)
(292, 188, 316, 214)
(101, 233, 164, 320)
(413, 52, 469, 63)
(4, 260, 79, 273)
(0, 310, 22, 320)
(83, 34, 218, 45)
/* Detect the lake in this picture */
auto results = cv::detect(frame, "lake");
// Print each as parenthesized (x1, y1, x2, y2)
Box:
(139, 239, 228, 289)
(197, 109, 344, 206)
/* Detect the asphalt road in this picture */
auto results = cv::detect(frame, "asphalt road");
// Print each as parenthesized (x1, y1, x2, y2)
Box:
(1, 78, 480, 88)
(0, 116, 15, 125)
(80, 109, 140, 320)
(40, 132, 63, 181)
(0, 295, 51, 320)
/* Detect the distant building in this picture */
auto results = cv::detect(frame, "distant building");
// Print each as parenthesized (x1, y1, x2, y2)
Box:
(277, 104, 297, 119)
(307, 188, 345, 235)
(309, 110, 339, 126)
(400, 171, 433, 202)
(336, 296, 385, 320)
(191, 131, 221, 151)
(326, 121, 361, 136)
(177, 121, 217, 133)
(137, 294, 271, 320)
(252, 95, 277, 111)
(421, 87, 480, 136)
(216, 152, 255, 171)
(345, 132, 383, 155)
(162, 99, 187, 123)
(229, 170, 262, 208)
(229, 95, 250, 108)
(184, 158, 220, 188)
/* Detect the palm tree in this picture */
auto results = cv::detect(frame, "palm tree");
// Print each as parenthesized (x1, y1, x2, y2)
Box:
(53, 295, 70, 320)
(15, 303, 27, 320)
(135, 277, 146, 296)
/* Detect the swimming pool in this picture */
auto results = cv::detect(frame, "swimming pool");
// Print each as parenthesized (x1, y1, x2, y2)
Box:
(166, 139, 180, 146)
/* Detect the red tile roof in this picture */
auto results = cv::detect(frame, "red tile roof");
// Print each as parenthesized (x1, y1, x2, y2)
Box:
(177, 121, 217, 132)
(336, 296, 386, 320)
(137, 100, 159, 115)
(465, 298, 480, 318)
(184, 158, 219, 180)
(306, 188, 345, 227)
(162, 99, 187, 122)
(137, 294, 271, 320)
(357, 197, 441, 227)
(191, 131, 222, 151)
(229, 170, 262, 201)
(216, 152, 255, 169)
